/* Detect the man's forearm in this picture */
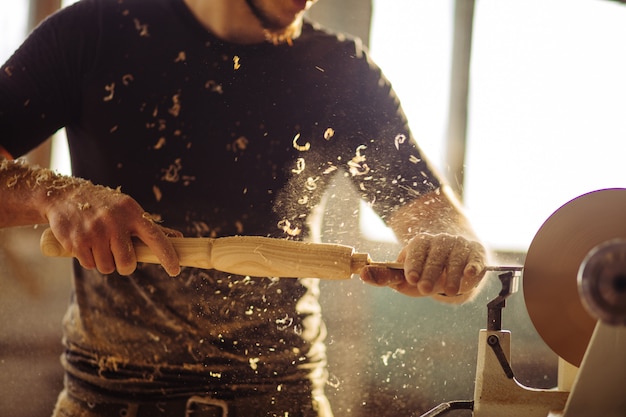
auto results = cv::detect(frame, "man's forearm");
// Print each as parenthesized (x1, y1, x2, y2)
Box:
(1, 156, 182, 276)
(0, 157, 85, 227)
(387, 186, 478, 243)
(361, 185, 487, 302)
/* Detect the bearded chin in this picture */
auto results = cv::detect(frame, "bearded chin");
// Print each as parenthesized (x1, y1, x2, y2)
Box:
(263, 19, 303, 45)
(243, 0, 303, 45)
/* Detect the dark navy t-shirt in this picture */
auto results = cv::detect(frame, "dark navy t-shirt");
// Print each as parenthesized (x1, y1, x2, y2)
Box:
(0, 0, 440, 394)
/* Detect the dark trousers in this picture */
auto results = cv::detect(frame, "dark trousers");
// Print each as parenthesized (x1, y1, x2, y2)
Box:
(51, 382, 334, 417)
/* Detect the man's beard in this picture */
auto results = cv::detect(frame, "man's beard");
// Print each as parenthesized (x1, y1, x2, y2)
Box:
(243, 0, 302, 45)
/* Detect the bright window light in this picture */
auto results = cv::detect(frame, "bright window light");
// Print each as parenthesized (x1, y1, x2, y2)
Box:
(371, 0, 626, 251)
(0, 2, 28, 64)
(370, 0, 454, 170)
(47, 0, 80, 174)
(366, 0, 454, 243)
(465, 0, 626, 251)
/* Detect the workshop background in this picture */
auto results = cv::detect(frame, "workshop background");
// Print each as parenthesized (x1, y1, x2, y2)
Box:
(1, 0, 625, 416)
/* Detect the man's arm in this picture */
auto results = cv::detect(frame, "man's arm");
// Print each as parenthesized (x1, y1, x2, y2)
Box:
(0, 156, 181, 276)
(360, 186, 488, 303)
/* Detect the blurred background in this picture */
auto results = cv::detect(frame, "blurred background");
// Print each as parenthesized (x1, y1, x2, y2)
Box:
(1, 0, 625, 416)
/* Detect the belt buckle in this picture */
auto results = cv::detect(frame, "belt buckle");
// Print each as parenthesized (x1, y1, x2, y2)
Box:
(185, 395, 229, 417)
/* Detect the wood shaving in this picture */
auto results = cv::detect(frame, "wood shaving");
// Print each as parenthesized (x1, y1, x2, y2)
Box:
(292, 133, 310, 152)
(153, 137, 166, 150)
(230, 136, 248, 152)
(304, 176, 319, 191)
(152, 185, 162, 202)
(121, 74, 134, 85)
(394, 134, 407, 150)
(103, 83, 115, 102)
(168, 93, 181, 117)
(348, 145, 370, 176)
(174, 51, 186, 63)
(291, 158, 305, 174)
(348, 160, 370, 176)
(277, 219, 301, 237)
(6, 175, 18, 188)
(133, 18, 150, 37)
(161, 158, 182, 183)
(204, 80, 223, 94)
(322, 165, 337, 175)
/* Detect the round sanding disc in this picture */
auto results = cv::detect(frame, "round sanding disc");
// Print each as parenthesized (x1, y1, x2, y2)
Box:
(523, 188, 626, 367)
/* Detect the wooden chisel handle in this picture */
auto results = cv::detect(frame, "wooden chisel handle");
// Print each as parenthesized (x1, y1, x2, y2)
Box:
(40, 228, 379, 279)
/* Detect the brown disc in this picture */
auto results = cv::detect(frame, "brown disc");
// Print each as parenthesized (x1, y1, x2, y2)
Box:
(523, 188, 626, 367)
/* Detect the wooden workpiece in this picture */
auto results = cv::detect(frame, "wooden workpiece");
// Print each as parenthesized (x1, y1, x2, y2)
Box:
(40, 229, 386, 279)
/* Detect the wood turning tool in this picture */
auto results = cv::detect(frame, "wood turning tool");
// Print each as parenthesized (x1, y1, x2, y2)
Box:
(40, 228, 516, 279)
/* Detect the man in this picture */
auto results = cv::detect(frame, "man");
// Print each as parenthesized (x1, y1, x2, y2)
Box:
(0, 0, 487, 416)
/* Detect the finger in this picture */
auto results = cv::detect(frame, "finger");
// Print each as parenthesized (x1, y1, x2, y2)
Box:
(61, 230, 98, 271)
(403, 235, 430, 285)
(444, 238, 471, 296)
(73, 244, 97, 271)
(110, 232, 137, 276)
(419, 261, 445, 295)
(418, 235, 454, 294)
(135, 216, 180, 276)
(90, 233, 117, 275)
(360, 266, 424, 297)
(360, 266, 406, 287)
(459, 241, 488, 293)
(464, 241, 487, 278)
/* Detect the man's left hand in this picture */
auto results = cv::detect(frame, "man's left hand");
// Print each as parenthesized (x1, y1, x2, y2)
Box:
(360, 233, 487, 300)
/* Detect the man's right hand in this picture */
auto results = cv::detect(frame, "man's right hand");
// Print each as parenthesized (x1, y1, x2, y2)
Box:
(1, 157, 180, 276)
(43, 182, 181, 276)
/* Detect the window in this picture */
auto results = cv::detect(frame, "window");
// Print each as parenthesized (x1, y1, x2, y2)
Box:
(371, 0, 626, 251)
(466, 0, 626, 250)
(49, 0, 80, 174)
(0, 3, 28, 64)
(370, 0, 454, 172)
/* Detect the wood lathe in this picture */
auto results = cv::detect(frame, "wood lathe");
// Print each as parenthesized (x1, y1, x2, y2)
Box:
(421, 188, 626, 417)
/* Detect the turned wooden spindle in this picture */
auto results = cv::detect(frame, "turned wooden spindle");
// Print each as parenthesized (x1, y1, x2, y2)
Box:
(39, 228, 400, 279)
